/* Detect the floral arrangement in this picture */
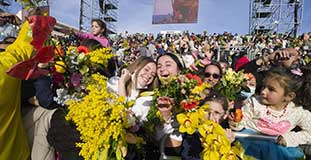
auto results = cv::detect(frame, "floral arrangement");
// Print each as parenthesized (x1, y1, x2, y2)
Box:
(52, 45, 114, 105)
(177, 104, 241, 160)
(215, 68, 248, 101)
(145, 73, 240, 159)
(156, 73, 209, 111)
(146, 73, 210, 124)
(144, 73, 207, 136)
(66, 73, 144, 160)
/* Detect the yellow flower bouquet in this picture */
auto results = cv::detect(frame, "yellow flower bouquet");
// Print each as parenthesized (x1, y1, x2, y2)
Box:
(66, 73, 144, 160)
(215, 68, 248, 101)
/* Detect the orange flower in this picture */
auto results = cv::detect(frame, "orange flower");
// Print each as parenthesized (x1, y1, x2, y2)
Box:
(234, 108, 243, 122)
(54, 45, 64, 56)
(186, 73, 202, 86)
(181, 100, 199, 110)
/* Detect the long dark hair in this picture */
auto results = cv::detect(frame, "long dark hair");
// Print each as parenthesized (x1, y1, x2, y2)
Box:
(264, 67, 307, 107)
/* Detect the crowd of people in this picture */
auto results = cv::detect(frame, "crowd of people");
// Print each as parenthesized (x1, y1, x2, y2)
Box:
(1, 11, 311, 160)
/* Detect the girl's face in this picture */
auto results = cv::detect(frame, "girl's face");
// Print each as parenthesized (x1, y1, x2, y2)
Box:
(91, 21, 103, 36)
(136, 62, 156, 89)
(157, 55, 180, 79)
(204, 50, 214, 60)
(204, 101, 226, 124)
(260, 77, 289, 108)
(204, 65, 221, 87)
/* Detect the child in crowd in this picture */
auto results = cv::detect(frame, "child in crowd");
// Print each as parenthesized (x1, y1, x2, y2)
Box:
(76, 19, 110, 47)
(181, 91, 234, 160)
(230, 66, 311, 160)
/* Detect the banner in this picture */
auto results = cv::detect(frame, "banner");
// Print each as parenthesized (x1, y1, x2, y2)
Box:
(152, 0, 199, 24)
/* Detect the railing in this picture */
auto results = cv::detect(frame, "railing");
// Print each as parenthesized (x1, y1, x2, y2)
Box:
(105, 0, 118, 8)
(105, 10, 117, 20)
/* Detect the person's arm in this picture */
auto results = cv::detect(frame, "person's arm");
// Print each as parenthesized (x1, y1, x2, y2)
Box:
(76, 32, 94, 40)
(229, 98, 255, 131)
(118, 69, 131, 97)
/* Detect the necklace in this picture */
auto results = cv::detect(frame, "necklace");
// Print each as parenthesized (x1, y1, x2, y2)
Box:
(266, 104, 288, 118)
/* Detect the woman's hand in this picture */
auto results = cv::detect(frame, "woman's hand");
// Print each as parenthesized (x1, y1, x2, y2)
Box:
(225, 129, 235, 143)
(157, 97, 175, 122)
(119, 69, 131, 82)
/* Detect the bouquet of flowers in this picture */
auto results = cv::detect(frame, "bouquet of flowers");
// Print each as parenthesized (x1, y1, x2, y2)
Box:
(66, 73, 144, 160)
(52, 45, 114, 105)
(146, 73, 210, 124)
(176, 104, 245, 160)
(146, 72, 249, 159)
(215, 68, 248, 101)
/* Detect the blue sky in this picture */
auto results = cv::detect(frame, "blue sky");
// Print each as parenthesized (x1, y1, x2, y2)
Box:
(7, 0, 311, 35)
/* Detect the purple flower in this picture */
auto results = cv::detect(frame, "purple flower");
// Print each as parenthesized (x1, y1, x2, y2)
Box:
(70, 73, 82, 87)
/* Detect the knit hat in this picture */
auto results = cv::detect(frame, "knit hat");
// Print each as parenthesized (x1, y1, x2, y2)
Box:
(235, 56, 249, 71)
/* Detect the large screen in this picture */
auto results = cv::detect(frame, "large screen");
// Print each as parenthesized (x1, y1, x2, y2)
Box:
(152, 0, 199, 24)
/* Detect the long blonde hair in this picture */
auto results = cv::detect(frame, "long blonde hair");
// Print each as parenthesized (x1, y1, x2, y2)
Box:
(124, 56, 157, 96)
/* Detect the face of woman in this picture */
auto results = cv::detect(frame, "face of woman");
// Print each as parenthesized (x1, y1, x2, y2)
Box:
(91, 21, 103, 36)
(157, 55, 180, 79)
(136, 62, 157, 89)
(204, 65, 221, 87)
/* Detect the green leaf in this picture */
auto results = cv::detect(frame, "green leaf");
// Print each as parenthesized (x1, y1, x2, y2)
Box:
(116, 148, 122, 160)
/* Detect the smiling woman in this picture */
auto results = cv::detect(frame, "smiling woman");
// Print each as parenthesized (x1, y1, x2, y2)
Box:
(107, 56, 157, 100)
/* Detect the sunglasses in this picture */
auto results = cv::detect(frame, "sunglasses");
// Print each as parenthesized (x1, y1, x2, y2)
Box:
(205, 72, 220, 79)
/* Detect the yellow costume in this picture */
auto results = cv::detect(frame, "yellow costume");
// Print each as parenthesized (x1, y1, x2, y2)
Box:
(0, 21, 33, 160)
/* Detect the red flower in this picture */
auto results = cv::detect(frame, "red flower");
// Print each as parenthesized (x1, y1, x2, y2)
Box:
(186, 73, 202, 86)
(7, 46, 55, 80)
(77, 46, 89, 54)
(28, 16, 56, 50)
(181, 100, 199, 110)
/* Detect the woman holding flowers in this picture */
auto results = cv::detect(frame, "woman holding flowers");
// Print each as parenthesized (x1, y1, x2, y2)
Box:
(130, 52, 186, 123)
(134, 52, 186, 158)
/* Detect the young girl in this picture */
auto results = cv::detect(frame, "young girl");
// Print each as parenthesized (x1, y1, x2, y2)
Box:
(230, 66, 311, 160)
(76, 19, 110, 47)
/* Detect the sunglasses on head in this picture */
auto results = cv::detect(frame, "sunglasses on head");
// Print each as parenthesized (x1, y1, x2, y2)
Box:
(205, 72, 220, 79)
